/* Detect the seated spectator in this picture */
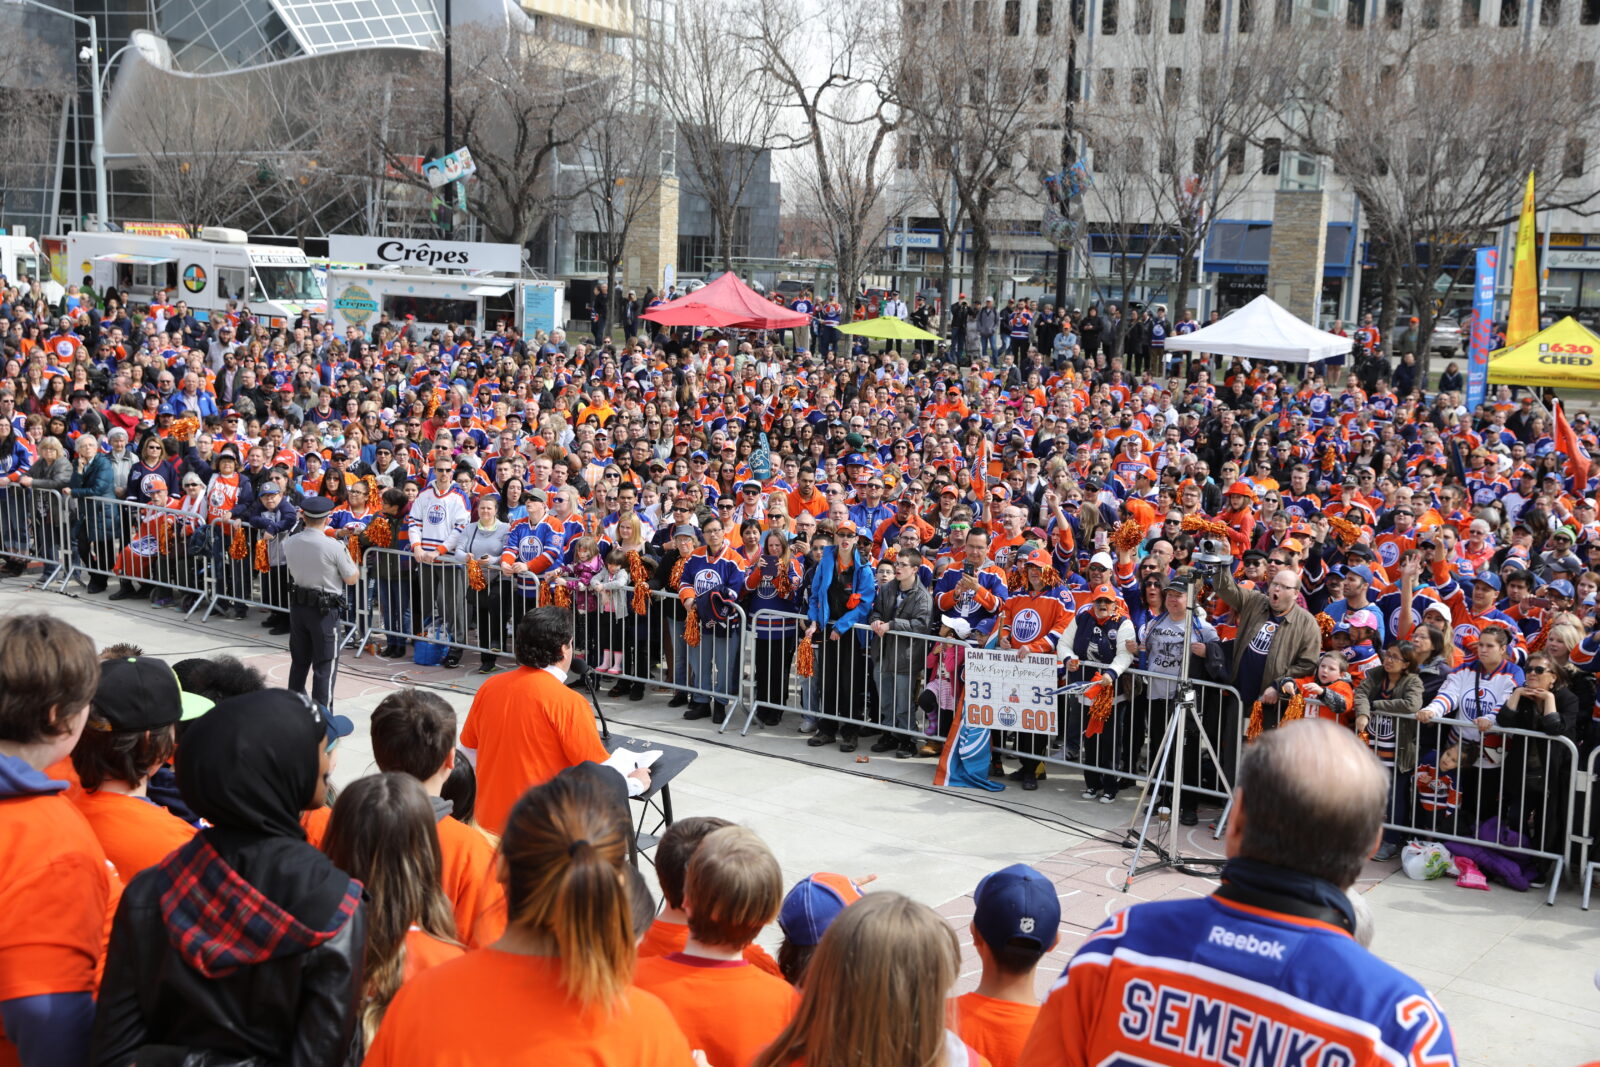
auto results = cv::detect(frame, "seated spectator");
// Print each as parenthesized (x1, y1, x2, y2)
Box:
(638, 815, 732, 959)
(954, 865, 1062, 1067)
(775, 872, 866, 986)
(364, 771, 695, 1064)
(321, 772, 463, 1054)
(0, 615, 110, 1067)
(635, 826, 796, 1066)
(91, 690, 364, 1065)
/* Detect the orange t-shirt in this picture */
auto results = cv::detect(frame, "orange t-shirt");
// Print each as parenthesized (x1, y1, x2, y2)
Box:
(637, 919, 781, 978)
(305, 804, 506, 948)
(461, 667, 610, 836)
(70, 789, 196, 883)
(0, 793, 115, 1067)
(401, 927, 465, 982)
(954, 992, 1041, 1067)
(633, 953, 798, 1067)
(365, 949, 695, 1066)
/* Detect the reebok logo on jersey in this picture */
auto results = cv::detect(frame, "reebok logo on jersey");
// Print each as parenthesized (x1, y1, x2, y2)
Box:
(1207, 926, 1286, 960)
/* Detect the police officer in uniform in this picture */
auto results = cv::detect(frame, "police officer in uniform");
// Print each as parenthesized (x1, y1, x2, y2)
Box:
(283, 496, 358, 710)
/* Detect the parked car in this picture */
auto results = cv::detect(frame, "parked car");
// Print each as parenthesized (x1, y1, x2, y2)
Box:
(1429, 316, 1463, 355)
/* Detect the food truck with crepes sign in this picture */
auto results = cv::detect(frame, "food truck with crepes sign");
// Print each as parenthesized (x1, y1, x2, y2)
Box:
(325, 269, 566, 341)
(66, 227, 325, 328)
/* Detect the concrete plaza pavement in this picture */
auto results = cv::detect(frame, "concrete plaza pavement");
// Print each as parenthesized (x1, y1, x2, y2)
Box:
(4, 578, 1598, 1066)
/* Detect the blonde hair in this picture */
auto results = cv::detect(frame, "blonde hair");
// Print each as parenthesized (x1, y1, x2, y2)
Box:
(501, 772, 635, 1008)
(752, 893, 959, 1067)
(684, 826, 781, 949)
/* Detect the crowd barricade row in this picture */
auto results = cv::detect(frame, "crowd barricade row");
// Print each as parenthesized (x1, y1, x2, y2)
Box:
(563, 586, 750, 719)
(1, 485, 71, 589)
(353, 547, 534, 662)
(66, 495, 213, 619)
(1314, 711, 1579, 908)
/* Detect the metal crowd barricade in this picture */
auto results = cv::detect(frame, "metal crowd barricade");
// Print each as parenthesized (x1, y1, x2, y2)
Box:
(353, 547, 533, 663)
(1313, 711, 1581, 907)
(565, 586, 750, 720)
(0, 485, 71, 587)
(1579, 747, 1598, 909)
(196, 521, 294, 624)
(65, 495, 213, 618)
(739, 609, 1238, 813)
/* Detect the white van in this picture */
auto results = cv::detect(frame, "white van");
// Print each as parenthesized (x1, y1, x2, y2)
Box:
(0, 233, 44, 286)
(66, 227, 326, 328)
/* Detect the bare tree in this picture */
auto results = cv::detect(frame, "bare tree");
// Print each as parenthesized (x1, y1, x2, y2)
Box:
(1276, 22, 1600, 363)
(747, 0, 903, 305)
(649, 0, 781, 272)
(113, 75, 261, 235)
(0, 23, 69, 230)
(572, 66, 668, 332)
(892, 0, 1073, 301)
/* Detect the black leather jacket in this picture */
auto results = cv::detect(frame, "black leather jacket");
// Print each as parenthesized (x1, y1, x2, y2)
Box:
(91, 869, 365, 1067)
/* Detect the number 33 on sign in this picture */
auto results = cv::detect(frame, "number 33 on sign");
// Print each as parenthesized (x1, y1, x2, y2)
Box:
(963, 648, 1059, 735)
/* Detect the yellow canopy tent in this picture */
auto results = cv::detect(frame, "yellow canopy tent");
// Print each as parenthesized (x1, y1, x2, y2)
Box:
(1487, 316, 1600, 390)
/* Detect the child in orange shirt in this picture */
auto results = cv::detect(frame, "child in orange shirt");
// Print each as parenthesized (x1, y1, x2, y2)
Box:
(954, 864, 1063, 1067)
(634, 826, 798, 1067)
(0, 615, 111, 1067)
(1272, 652, 1357, 729)
(69, 656, 210, 882)
(322, 772, 464, 1055)
(638, 815, 780, 976)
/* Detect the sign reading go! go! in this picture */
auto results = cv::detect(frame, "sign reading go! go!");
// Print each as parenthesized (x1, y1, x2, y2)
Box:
(963, 648, 1060, 735)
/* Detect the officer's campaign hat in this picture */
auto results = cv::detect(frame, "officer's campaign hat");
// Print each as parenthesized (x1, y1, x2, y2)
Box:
(301, 496, 336, 518)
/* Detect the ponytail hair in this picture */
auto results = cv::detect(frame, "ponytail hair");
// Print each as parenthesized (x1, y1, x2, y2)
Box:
(501, 772, 635, 1008)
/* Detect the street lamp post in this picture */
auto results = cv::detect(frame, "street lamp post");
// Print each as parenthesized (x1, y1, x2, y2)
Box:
(3, 0, 108, 230)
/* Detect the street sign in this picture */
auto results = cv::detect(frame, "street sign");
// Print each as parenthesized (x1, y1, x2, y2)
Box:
(327, 235, 520, 274)
(962, 648, 1059, 735)
(887, 232, 941, 250)
(421, 148, 477, 189)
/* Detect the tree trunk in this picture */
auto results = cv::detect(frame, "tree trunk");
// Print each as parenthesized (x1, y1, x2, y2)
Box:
(1173, 242, 1196, 323)
(1376, 254, 1400, 373)
(970, 223, 992, 304)
(606, 259, 620, 345)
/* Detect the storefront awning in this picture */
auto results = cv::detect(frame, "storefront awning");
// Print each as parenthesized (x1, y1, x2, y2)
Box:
(466, 284, 513, 297)
(93, 253, 176, 265)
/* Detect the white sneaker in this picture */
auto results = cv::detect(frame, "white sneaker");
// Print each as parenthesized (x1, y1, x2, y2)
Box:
(1099, 792, 1117, 804)
(1082, 788, 1097, 799)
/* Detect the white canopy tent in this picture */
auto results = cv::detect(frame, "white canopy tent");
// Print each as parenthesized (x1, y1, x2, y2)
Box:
(1162, 294, 1350, 364)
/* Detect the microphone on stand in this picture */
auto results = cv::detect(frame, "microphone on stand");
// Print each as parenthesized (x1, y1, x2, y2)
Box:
(565, 656, 610, 740)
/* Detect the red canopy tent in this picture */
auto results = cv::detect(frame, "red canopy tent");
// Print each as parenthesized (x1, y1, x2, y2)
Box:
(640, 273, 810, 331)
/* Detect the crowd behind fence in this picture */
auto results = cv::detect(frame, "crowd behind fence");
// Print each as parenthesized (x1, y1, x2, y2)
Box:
(1, 504, 1596, 905)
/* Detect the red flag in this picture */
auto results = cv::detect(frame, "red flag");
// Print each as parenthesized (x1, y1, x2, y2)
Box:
(1554, 399, 1591, 491)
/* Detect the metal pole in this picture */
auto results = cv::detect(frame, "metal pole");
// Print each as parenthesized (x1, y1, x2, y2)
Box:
(87, 17, 108, 231)
(1052, 34, 1077, 313)
(441, 0, 453, 238)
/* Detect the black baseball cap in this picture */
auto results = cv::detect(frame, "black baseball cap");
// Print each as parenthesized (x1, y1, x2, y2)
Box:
(93, 657, 214, 731)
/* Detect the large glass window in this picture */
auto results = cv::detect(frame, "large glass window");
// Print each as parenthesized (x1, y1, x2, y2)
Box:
(252, 266, 322, 302)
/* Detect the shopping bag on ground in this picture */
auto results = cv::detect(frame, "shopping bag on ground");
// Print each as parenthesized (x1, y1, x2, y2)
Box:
(1400, 840, 1456, 881)
(412, 620, 451, 667)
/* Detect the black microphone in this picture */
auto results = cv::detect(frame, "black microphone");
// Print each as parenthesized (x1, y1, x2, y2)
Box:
(566, 655, 594, 688)
(565, 656, 609, 740)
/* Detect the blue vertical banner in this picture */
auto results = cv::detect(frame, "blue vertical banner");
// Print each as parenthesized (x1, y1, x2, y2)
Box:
(1465, 247, 1498, 411)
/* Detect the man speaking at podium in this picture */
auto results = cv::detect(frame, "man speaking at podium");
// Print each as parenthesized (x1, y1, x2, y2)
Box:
(461, 606, 650, 836)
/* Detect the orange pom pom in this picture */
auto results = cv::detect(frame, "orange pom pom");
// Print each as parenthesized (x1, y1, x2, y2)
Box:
(1180, 515, 1233, 541)
(1246, 700, 1264, 741)
(684, 604, 701, 647)
(253, 536, 270, 573)
(1316, 612, 1336, 640)
(348, 535, 362, 566)
(367, 516, 393, 548)
(157, 521, 175, 556)
(467, 555, 487, 591)
(1110, 519, 1143, 553)
(795, 633, 815, 677)
(170, 415, 201, 442)
(548, 582, 572, 609)
(1327, 516, 1361, 547)
(227, 524, 248, 560)
(1281, 689, 1306, 725)
(1083, 673, 1115, 737)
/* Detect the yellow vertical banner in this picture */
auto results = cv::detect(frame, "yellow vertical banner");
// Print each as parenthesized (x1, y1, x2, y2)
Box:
(1507, 170, 1539, 347)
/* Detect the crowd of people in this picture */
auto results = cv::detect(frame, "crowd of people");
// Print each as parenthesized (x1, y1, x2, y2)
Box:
(0, 275, 1593, 845)
(0, 608, 1459, 1066)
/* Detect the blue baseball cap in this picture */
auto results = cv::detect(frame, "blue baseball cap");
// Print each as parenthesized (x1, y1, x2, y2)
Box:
(778, 873, 862, 947)
(1547, 578, 1576, 599)
(1474, 572, 1503, 592)
(1343, 565, 1374, 587)
(973, 863, 1060, 955)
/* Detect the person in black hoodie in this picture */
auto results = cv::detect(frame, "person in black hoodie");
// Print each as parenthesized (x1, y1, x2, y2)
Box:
(92, 689, 365, 1067)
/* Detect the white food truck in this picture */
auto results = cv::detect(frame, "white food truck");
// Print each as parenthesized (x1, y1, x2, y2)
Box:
(66, 227, 325, 328)
(0, 232, 45, 285)
(325, 268, 566, 340)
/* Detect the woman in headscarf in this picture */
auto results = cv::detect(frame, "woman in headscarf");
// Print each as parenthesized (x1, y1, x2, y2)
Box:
(91, 689, 365, 1066)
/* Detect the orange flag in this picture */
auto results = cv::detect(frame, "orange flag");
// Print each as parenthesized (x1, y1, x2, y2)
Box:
(1554, 398, 1591, 491)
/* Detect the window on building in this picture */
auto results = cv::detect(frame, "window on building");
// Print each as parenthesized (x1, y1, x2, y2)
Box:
(1136, 0, 1154, 30)
(1566, 138, 1588, 177)
(1500, 0, 1518, 23)
(1005, 0, 1022, 33)
(1542, 0, 1561, 22)
(974, 0, 992, 31)
(1038, 0, 1054, 31)
(1577, 60, 1596, 99)
(575, 232, 609, 273)
(1276, 0, 1294, 24)
(1098, 67, 1117, 102)
(1461, 0, 1478, 25)
(1193, 138, 1210, 173)
(1126, 136, 1146, 173)
(1420, 0, 1441, 20)
(677, 235, 713, 274)
(1262, 137, 1282, 174)
(1331, 137, 1352, 174)
(1068, 66, 1083, 100)
(1102, 0, 1119, 32)
(1347, 0, 1365, 24)
(1131, 67, 1150, 104)
(1202, 0, 1222, 27)
(1227, 136, 1245, 174)
(1164, 66, 1183, 101)
(1583, 0, 1600, 22)
(1034, 67, 1051, 101)
(1238, 0, 1254, 28)
(1385, 0, 1403, 24)
(1159, 140, 1176, 174)
(1072, 0, 1087, 28)
(1198, 67, 1218, 106)
(1169, 0, 1186, 30)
